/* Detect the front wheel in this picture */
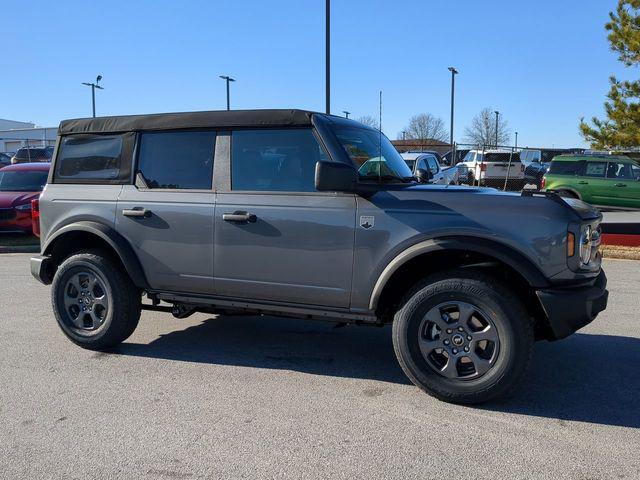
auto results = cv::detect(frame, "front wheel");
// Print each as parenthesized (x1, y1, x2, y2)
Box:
(51, 250, 141, 350)
(392, 271, 533, 404)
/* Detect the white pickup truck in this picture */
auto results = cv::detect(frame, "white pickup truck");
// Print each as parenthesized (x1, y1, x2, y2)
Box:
(457, 149, 524, 190)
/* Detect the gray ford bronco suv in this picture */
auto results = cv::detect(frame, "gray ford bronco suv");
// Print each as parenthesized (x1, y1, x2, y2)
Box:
(31, 109, 608, 404)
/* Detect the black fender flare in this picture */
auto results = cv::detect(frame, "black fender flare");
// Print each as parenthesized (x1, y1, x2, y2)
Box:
(42, 221, 149, 289)
(368, 235, 550, 311)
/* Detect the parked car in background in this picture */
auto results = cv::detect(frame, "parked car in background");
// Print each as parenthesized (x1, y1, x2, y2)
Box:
(0, 152, 12, 168)
(442, 148, 470, 166)
(521, 148, 583, 189)
(10, 146, 53, 164)
(401, 152, 460, 185)
(543, 155, 640, 209)
(0, 162, 50, 234)
(458, 149, 524, 190)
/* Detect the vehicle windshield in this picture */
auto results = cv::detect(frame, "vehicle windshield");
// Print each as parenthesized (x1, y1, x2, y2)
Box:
(332, 125, 414, 182)
(0, 171, 48, 192)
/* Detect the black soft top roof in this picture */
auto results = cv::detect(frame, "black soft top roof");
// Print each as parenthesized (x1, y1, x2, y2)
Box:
(58, 109, 320, 135)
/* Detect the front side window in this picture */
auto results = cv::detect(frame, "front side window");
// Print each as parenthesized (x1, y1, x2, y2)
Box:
(332, 126, 412, 182)
(427, 156, 439, 174)
(231, 129, 326, 192)
(137, 130, 216, 189)
(56, 135, 123, 181)
(0, 170, 48, 192)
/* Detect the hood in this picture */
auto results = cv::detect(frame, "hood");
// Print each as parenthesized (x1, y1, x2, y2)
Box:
(0, 191, 39, 208)
(560, 196, 602, 221)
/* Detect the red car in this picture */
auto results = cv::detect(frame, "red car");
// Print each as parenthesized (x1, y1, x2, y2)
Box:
(0, 162, 50, 235)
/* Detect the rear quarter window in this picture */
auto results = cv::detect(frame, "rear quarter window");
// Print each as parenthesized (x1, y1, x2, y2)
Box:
(549, 160, 584, 175)
(54, 134, 131, 183)
(484, 153, 521, 163)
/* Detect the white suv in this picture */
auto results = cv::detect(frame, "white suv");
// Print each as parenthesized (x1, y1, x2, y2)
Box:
(458, 149, 524, 190)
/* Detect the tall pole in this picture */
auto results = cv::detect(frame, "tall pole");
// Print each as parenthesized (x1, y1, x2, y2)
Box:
(448, 67, 458, 147)
(515, 131, 518, 149)
(325, 0, 330, 114)
(82, 75, 103, 118)
(494, 110, 500, 147)
(91, 85, 96, 118)
(219, 76, 236, 110)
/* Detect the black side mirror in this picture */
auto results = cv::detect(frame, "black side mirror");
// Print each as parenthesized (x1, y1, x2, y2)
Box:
(416, 168, 433, 183)
(315, 161, 358, 192)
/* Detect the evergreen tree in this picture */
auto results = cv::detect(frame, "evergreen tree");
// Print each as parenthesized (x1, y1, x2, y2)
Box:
(580, 0, 640, 148)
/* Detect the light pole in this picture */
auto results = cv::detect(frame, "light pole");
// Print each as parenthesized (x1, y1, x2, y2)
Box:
(402, 131, 407, 140)
(325, 0, 330, 114)
(342, 110, 350, 119)
(448, 67, 458, 147)
(515, 131, 518, 149)
(494, 110, 500, 147)
(81, 75, 104, 118)
(219, 76, 235, 110)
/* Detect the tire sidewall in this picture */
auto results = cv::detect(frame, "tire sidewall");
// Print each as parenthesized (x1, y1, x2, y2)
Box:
(52, 256, 120, 345)
(394, 276, 531, 401)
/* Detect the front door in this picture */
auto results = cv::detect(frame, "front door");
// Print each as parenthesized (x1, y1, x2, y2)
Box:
(214, 128, 356, 307)
(116, 130, 217, 294)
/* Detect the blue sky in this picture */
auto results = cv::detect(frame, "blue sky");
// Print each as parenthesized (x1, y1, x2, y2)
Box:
(2, 0, 629, 147)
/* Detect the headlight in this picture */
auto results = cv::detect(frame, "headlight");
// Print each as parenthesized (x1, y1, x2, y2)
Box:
(15, 204, 32, 211)
(579, 225, 592, 265)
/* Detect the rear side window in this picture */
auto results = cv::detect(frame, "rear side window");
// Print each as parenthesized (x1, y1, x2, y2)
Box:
(584, 161, 607, 178)
(137, 130, 216, 189)
(549, 160, 584, 175)
(15, 148, 51, 160)
(231, 129, 326, 192)
(55, 135, 125, 182)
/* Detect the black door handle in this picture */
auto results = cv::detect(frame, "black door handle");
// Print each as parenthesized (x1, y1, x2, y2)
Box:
(577, 181, 589, 185)
(615, 183, 627, 187)
(223, 211, 257, 223)
(122, 207, 151, 218)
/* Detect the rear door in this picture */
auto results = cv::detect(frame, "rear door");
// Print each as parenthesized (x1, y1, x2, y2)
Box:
(116, 130, 216, 294)
(214, 128, 356, 307)
(580, 161, 608, 204)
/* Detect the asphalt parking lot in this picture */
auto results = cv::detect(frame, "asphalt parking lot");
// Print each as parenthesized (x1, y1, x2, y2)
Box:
(0, 254, 638, 479)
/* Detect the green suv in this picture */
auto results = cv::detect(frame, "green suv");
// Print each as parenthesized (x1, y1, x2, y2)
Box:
(543, 155, 640, 209)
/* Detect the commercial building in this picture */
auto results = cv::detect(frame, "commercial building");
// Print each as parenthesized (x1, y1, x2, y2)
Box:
(0, 119, 58, 153)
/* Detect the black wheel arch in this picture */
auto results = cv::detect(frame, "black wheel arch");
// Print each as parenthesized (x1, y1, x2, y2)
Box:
(369, 235, 549, 311)
(42, 221, 149, 289)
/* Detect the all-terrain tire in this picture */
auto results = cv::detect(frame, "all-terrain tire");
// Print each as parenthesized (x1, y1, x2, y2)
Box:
(392, 270, 534, 404)
(51, 250, 141, 350)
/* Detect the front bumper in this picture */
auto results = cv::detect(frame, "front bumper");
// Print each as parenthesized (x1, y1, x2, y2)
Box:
(30, 255, 53, 285)
(536, 270, 608, 340)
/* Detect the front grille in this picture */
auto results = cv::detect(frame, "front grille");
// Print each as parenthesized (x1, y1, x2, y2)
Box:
(0, 208, 17, 221)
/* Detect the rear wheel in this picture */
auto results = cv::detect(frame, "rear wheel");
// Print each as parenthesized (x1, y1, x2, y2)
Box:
(392, 271, 533, 404)
(51, 250, 141, 350)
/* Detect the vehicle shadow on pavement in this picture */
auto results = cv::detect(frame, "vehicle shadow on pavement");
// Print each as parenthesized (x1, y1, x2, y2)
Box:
(115, 318, 640, 428)
(487, 333, 640, 428)
(115, 315, 411, 385)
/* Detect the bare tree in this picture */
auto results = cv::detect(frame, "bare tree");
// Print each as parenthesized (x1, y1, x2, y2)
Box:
(464, 107, 510, 146)
(356, 115, 379, 129)
(402, 114, 448, 142)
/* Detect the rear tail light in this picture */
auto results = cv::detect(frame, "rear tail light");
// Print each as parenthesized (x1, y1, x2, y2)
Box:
(480, 164, 486, 172)
(540, 176, 546, 190)
(31, 198, 41, 237)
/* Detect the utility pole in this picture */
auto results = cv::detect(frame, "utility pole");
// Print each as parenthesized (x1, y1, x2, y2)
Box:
(515, 131, 518, 149)
(325, 0, 331, 114)
(494, 110, 500, 147)
(448, 67, 458, 146)
(81, 75, 104, 118)
(342, 110, 350, 119)
(219, 76, 235, 110)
